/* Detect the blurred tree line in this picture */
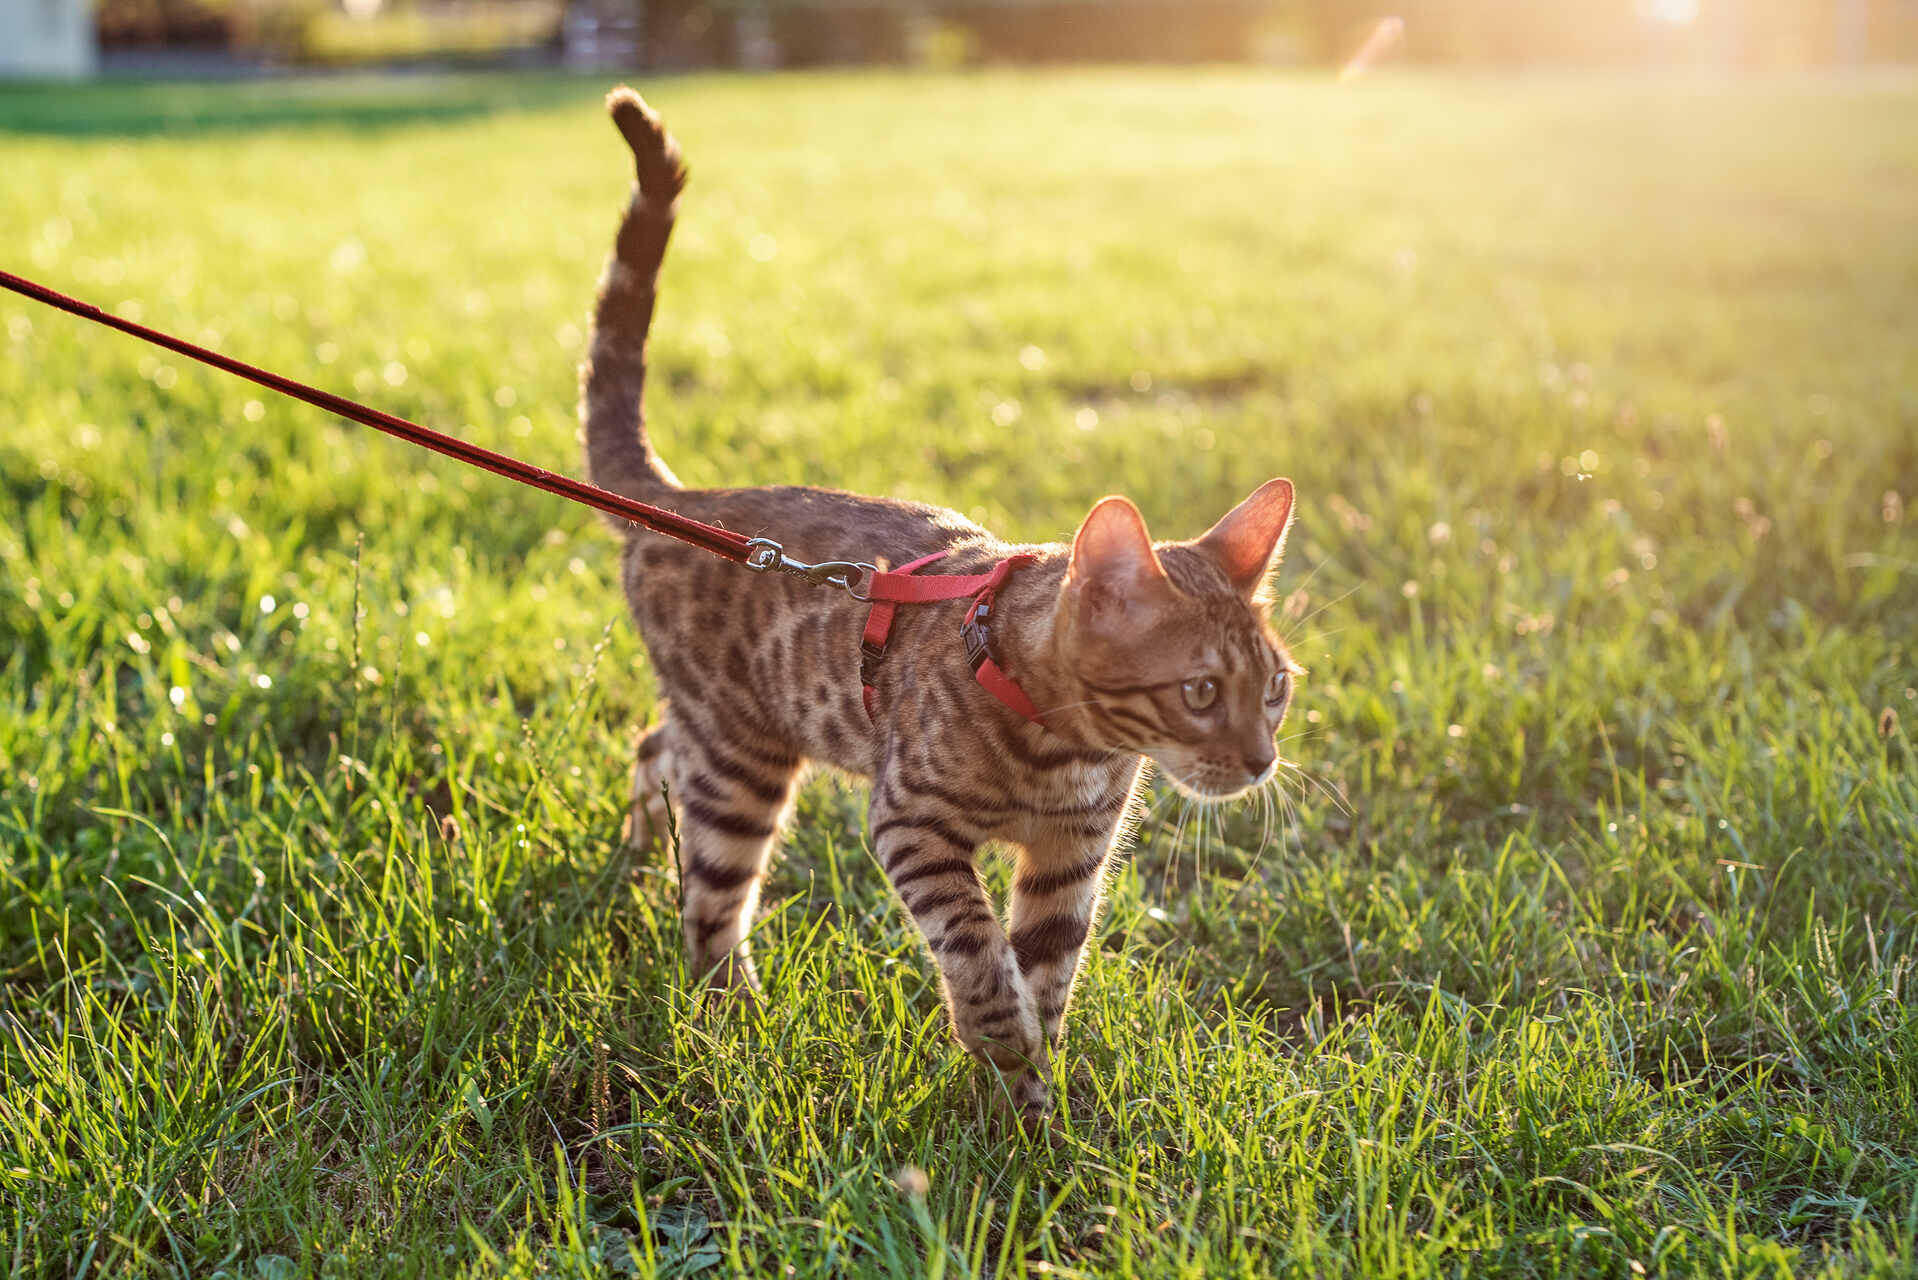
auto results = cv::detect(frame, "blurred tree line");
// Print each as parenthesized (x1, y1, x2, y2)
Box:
(597, 0, 1277, 67)
(92, 0, 1918, 67)
(96, 0, 313, 49)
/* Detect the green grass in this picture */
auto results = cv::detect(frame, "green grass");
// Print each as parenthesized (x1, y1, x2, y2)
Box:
(2, 68, 1915, 1278)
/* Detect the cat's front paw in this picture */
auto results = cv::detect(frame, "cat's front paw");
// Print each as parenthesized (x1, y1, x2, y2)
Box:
(982, 1064, 1059, 1141)
(692, 948, 762, 998)
(958, 1007, 1059, 1135)
(957, 1005, 1045, 1076)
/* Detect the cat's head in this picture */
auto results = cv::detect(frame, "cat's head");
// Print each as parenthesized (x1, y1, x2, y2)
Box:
(1053, 479, 1300, 799)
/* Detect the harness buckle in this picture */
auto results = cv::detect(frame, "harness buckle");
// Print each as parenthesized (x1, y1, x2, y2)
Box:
(961, 600, 993, 674)
(859, 638, 888, 685)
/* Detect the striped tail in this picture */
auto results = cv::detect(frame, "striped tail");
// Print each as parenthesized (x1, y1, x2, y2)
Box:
(580, 87, 689, 519)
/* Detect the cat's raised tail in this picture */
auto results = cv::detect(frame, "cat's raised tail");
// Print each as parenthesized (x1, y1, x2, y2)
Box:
(581, 87, 689, 514)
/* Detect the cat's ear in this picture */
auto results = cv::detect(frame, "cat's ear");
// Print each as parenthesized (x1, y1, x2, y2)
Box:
(1066, 496, 1177, 629)
(1196, 478, 1295, 601)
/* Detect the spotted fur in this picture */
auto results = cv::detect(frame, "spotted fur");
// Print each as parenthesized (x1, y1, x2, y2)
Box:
(582, 88, 1301, 1128)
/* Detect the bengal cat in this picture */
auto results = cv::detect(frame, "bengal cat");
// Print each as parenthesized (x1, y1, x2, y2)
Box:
(581, 88, 1300, 1128)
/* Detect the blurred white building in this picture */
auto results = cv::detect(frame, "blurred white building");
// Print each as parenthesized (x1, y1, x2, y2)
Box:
(0, 0, 97, 77)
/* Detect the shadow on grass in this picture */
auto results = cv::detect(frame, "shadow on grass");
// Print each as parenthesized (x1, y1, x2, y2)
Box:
(0, 71, 605, 138)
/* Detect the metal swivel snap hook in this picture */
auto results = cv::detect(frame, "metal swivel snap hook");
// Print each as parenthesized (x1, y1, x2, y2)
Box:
(743, 539, 877, 599)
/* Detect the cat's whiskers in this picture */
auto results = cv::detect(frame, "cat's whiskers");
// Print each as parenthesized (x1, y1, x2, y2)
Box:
(1290, 581, 1365, 635)
(1201, 800, 1229, 886)
(1279, 771, 1305, 834)
(1260, 776, 1291, 867)
(1282, 552, 1330, 599)
(1260, 774, 1299, 872)
(1185, 801, 1207, 892)
(1275, 782, 1304, 877)
(1267, 554, 1335, 638)
(1267, 780, 1291, 854)
(1191, 799, 1210, 884)
(1166, 802, 1196, 890)
(1281, 759, 1352, 817)
(1154, 794, 1181, 900)
(1224, 778, 1285, 913)
(1252, 784, 1274, 858)
(1274, 733, 1324, 772)
(1182, 795, 1203, 892)
(1294, 624, 1349, 643)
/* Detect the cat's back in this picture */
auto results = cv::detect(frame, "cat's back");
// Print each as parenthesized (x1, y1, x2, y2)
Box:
(691, 482, 991, 567)
(616, 480, 1002, 774)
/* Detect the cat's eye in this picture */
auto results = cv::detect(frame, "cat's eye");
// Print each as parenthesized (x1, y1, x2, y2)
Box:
(1181, 677, 1219, 713)
(1265, 670, 1291, 708)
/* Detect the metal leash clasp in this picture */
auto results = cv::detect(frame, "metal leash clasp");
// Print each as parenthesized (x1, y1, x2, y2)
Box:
(743, 538, 877, 600)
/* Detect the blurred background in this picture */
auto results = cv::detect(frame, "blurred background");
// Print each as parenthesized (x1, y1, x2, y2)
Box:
(6, 0, 1917, 79)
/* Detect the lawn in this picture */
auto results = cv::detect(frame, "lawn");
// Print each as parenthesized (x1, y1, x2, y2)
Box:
(2, 68, 1915, 1278)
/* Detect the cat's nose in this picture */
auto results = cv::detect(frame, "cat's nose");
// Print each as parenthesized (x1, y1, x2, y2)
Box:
(1243, 746, 1276, 780)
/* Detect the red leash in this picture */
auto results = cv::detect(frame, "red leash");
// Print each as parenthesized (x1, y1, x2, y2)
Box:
(2, 266, 1047, 725)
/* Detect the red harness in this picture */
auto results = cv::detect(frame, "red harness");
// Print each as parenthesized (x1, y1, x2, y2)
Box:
(859, 551, 1043, 726)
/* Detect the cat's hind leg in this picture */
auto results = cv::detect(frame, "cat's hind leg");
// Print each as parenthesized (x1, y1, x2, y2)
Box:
(626, 712, 679, 851)
(663, 727, 801, 991)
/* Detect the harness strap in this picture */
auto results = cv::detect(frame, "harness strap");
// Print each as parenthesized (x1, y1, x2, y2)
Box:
(862, 554, 1031, 604)
(860, 551, 949, 719)
(962, 595, 1045, 724)
(860, 552, 1044, 726)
